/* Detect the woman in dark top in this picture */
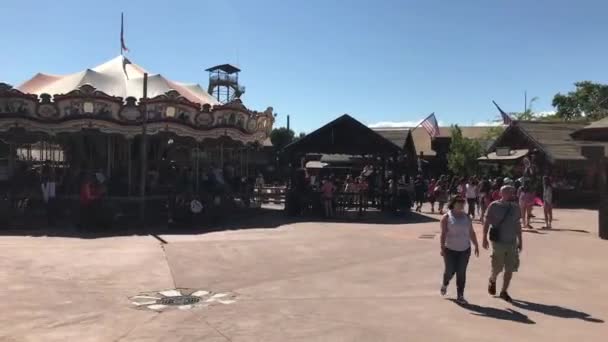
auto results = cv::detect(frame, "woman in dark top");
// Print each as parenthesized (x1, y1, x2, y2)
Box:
(414, 176, 427, 212)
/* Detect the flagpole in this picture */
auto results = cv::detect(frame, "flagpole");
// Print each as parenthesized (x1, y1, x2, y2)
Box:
(139, 73, 148, 224)
(120, 12, 124, 56)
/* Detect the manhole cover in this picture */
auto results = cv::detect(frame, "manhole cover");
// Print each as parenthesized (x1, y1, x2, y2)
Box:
(129, 289, 237, 312)
(158, 295, 200, 306)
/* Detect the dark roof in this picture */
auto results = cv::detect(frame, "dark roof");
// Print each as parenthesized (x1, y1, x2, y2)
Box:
(205, 64, 241, 74)
(571, 117, 608, 141)
(283, 114, 402, 156)
(372, 128, 411, 149)
(372, 126, 494, 156)
(492, 121, 608, 161)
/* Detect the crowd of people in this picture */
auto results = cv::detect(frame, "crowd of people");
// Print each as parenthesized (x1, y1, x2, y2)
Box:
(2, 160, 263, 229)
(290, 164, 417, 218)
(414, 174, 554, 230)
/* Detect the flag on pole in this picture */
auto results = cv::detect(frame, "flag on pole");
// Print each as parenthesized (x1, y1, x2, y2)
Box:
(121, 12, 129, 54)
(492, 100, 513, 125)
(420, 113, 440, 138)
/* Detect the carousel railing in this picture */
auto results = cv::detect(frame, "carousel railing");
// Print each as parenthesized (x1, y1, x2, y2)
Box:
(253, 185, 286, 206)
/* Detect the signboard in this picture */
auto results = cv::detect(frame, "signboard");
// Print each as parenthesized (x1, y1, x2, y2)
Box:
(496, 147, 510, 157)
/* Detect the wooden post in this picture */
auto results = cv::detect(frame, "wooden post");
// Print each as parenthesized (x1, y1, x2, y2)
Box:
(582, 146, 608, 240)
(139, 73, 148, 223)
(380, 157, 386, 211)
(599, 156, 608, 240)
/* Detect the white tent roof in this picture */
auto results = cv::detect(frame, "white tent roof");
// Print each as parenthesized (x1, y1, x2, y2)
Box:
(17, 56, 219, 106)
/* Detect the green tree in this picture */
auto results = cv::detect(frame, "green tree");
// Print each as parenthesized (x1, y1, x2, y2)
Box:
(512, 96, 539, 120)
(270, 127, 296, 151)
(448, 125, 484, 176)
(483, 126, 505, 140)
(497, 96, 561, 122)
(552, 81, 608, 121)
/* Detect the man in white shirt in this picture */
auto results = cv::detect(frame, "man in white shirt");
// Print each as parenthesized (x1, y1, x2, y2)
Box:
(465, 179, 478, 219)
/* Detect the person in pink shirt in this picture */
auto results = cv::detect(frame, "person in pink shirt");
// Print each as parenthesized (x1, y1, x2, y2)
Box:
(321, 177, 336, 218)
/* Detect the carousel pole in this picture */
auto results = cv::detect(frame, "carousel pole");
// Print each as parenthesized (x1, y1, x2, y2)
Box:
(220, 142, 224, 167)
(195, 141, 200, 192)
(245, 147, 249, 177)
(8, 142, 15, 179)
(127, 139, 132, 196)
(139, 73, 148, 223)
(106, 136, 112, 179)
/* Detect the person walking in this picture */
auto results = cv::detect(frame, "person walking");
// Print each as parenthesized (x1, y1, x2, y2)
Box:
(478, 178, 492, 224)
(435, 181, 448, 215)
(40, 169, 57, 226)
(440, 196, 480, 303)
(518, 182, 535, 229)
(482, 185, 523, 303)
(427, 178, 437, 213)
(542, 176, 554, 229)
(321, 177, 336, 218)
(465, 178, 478, 219)
(414, 176, 427, 212)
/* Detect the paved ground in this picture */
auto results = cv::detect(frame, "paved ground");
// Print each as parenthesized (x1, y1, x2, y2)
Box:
(1, 206, 606, 341)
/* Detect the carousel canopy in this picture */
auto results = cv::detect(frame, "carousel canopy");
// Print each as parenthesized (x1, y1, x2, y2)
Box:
(18, 56, 219, 106)
(0, 56, 275, 144)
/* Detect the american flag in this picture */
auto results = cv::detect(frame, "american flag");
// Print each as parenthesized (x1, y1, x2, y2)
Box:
(121, 13, 129, 54)
(492, 100, 513, 125)
(420, 113, 440, 138)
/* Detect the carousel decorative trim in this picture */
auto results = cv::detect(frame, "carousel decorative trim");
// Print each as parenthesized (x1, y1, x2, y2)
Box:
(0, 83, 274, 144)
(129, 288, 237, 312)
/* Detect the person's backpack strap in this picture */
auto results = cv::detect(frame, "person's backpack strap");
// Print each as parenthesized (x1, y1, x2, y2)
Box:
(496, 203, 512, 228)
(489, 202, 512, 241)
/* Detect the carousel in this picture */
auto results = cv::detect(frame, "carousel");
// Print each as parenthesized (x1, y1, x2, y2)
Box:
(0, 56, 275, 225)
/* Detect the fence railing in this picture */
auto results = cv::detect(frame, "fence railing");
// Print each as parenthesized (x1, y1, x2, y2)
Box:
(253, 185, 286, 205)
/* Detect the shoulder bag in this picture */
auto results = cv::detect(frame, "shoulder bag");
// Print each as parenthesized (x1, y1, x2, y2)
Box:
(489, 203, 511, 242)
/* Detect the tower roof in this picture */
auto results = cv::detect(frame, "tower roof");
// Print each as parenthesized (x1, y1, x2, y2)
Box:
(17, 56, 219, 105)
(205, 64, 241, 74)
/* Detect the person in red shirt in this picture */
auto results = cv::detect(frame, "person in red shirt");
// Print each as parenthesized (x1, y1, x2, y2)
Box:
(79, 174, 100, 228)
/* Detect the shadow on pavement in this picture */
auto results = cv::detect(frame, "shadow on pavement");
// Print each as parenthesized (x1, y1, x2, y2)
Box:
(541, 228, 590, 234)
(512, 300, 604, 323)
(449, 299, 536, 324)
(0, 209, 436, 239)
(522, 229, 548, 235)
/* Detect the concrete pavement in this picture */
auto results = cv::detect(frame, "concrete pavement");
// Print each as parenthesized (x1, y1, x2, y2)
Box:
(0, 207, 606, 341)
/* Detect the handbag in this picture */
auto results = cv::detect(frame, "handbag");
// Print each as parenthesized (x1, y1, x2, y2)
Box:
(489, 203, 512, 242)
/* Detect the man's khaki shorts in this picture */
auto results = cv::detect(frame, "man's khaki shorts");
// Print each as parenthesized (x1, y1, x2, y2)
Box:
(491, 242, 520, 273)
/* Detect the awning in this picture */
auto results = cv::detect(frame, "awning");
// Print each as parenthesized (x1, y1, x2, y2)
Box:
(478, 148, 529, 161)
(305, 161, 329, 169)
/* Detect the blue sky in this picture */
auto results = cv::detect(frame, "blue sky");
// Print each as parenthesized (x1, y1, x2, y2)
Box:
(1, 0, 607, 132)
